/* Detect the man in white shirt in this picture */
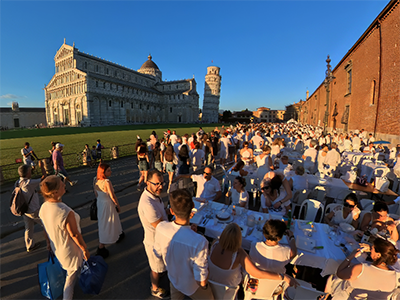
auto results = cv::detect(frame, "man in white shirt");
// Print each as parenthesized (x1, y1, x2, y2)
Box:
(17, 164, 47, 252)
(153, 189, 213, 300)
(21, 142, 39, 168)
(302, 140, 318, 173)
(169, 131, 178, 146)
(137, 170, 169, 298)
(325, 142, 341, 176)
(352, 134, 361, 152)
(368, 133, 375, 145)
(251, 131, 265, 150)
(175, 166, 221, 202)
(190, 142, 205, 171)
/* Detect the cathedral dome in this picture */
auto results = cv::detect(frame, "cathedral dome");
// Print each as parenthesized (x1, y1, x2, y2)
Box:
(140, 55, 159, 70)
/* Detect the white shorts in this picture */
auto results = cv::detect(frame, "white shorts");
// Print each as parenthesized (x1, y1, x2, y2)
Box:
(220, 149, 229, 159)
(144, 243, 166, 273)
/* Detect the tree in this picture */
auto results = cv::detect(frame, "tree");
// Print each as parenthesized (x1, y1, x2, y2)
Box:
(222, 110, 232, 122)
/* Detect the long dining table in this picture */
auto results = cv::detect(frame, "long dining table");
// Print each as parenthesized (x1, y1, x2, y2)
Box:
(191, 199, 349, 276)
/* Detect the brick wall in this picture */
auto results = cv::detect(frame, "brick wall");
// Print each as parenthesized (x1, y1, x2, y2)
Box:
(298, 0, 400, 143)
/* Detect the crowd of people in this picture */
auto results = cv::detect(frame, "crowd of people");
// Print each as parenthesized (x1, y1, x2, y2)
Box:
(13, 121, 400, 300)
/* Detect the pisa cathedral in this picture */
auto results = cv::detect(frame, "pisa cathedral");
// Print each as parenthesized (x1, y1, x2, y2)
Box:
(44, 41, 202, 126)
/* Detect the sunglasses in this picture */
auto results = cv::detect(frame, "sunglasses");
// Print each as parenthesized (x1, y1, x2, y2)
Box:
(343, 202, 355, 208)
(261, 186, 270, 191)
(148, 181, 165, 187)
(203, 172, 212, 175)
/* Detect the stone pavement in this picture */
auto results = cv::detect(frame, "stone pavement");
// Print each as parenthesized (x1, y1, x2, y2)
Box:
(0, 156, 141, 239)
(0, 155, 229, 299)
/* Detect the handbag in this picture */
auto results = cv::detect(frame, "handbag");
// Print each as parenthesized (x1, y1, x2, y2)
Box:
(37, 251, 66, 300)
(79, 256, 108, 294)
(90, 200, 98, 221)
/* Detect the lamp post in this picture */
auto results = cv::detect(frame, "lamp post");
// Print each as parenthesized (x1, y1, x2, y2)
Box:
(323, 55, 335, 135)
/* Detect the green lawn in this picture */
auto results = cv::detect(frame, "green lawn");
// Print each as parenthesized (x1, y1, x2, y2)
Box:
(0, 123, 221, 181)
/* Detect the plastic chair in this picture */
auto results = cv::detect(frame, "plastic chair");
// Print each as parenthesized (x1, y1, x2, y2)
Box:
(308, 186, 326, 203)
(299, 199, 325, 223)
(291, 189, 311, 219)
(359, 199, 375, 211)
(325, 203, 342, 216)
(209, 280, 239, 300)
(243, 275, 287, 300)
(227, 174, 237, 189)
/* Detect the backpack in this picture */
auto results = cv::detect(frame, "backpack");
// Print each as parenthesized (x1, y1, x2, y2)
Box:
(10, 181, 35, 216)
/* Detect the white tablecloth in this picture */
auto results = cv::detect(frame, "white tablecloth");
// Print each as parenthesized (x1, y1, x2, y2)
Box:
(360, 161, 390, 182)
(192, 200, 347, 276)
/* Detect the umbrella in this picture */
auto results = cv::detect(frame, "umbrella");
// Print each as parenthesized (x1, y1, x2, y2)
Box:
(373, 140, 390, 145)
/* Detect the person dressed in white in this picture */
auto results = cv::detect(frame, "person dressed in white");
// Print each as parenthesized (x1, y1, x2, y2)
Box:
(169, 131, 178, 146)
(190, 142, 205, 172)
(324, 193, 360, 228)
(17, 164, 47, 252)
(250, 219, 297, 274)
(352, 134, 361, 152)
(288, 165, 308, 193)
(226, 176, 249, 208)
(21, 142, 39, 168)
(316, 144, 329, 174)
(93, 163, 124, 258)
(344, 135, 352, 152)
(250, 131, 264, 150)
(331, 238, 399, 300)
(239, 142, 254, 165)
(259, 176, 290, 216)
(325, 142, 341, 176)
(137, 170, 169, 299)
(153, 189, 214, 300)
(256, 145, 273, 179)
(220, 132, 231, 165)
(39, 176, 90, 300)
(302, 139, 318, 173)
(175, 166, 222, 202)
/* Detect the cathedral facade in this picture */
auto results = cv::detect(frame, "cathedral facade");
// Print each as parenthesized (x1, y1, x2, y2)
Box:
(45, 41, 199, 126)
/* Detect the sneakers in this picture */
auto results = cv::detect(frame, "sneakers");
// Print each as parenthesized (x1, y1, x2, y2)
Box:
(96, 247, 109, 259)
(70, 180, 78, 186)
(116, 231, 125, 243)
(27, 242, 41, 253)
(150, 287, 169, 299)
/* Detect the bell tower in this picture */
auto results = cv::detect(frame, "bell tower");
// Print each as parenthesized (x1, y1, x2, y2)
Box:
(202, 66, 221, 123)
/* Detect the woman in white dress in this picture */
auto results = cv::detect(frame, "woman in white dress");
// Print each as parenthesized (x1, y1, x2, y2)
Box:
(39, 175, 90, 300)
(256, 145, 273, 179)
(260, 174, 292, 215)
(325, 193, 360, 228)
(93, 163, 124, 258)
(208, 223, 297, 299)
(239, 142, 253, 165)
(226, 176, 249, 208)
(330, 238, 399, 300)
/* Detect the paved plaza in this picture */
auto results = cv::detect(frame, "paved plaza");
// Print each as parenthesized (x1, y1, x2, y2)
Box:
(0, 156, 225, 299)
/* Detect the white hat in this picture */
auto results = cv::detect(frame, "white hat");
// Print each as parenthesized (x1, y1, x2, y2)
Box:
(56, 143, 64, 148)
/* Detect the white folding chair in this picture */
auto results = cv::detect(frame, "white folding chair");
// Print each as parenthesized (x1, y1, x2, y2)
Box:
(359, 199, 375, 211)
(209, 280, 239, 300)
(325, 203, 342, 217)
(227, 174, 237, 189)
(299, 199, 325, 223)
(292, 189, 311, 219)
(243, 275, 287, 300)
(308, 186, 326, 203)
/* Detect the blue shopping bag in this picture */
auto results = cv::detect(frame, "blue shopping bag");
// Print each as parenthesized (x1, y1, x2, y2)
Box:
(37, 251, 66, 300)
(79, 255, 108, 294)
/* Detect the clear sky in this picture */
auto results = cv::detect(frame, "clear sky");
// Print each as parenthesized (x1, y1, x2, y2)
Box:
(0, 0, 389, 112)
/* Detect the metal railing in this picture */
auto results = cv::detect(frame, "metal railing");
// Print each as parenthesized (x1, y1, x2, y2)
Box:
(0, 143, 137, 184)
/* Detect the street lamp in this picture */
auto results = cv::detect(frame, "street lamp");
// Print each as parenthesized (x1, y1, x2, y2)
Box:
(323, 55, 335, 134)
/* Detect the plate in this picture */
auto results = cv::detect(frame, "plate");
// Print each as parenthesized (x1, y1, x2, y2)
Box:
(339, 222, 355, 233)
(296, 235, 316, 253)
(217, 215, 233, 224)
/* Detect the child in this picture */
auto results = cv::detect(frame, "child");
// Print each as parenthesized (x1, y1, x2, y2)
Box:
(91, 146, 97, 161)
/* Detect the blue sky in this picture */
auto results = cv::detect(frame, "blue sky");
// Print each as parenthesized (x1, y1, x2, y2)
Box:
(0, 0, 389, 112)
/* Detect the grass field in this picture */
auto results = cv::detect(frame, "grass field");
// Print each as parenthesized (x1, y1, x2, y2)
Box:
(0, 123, 220, 170)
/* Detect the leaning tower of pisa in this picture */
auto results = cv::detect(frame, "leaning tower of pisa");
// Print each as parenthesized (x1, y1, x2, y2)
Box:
(202, 66, 221, 123)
